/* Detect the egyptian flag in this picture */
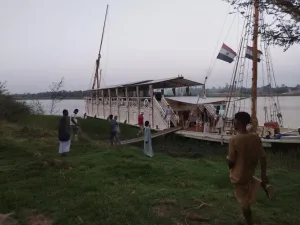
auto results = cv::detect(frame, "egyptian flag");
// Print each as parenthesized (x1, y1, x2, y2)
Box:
(217, 43, 237, 63)
(245, 46, 263, 62)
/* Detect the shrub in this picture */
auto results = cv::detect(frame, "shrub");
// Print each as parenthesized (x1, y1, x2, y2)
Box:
(0, 81, 32, 121)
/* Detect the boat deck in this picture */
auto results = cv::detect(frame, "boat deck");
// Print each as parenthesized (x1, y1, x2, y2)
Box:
(176, 130, 300, 148)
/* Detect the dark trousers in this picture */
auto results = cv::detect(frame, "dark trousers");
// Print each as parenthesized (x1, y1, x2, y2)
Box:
(110, 131, 121, 145)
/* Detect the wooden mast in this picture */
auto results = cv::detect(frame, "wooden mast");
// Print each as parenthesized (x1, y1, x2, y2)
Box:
(92, 4, 109, 90)
(251, 0, 259, 131)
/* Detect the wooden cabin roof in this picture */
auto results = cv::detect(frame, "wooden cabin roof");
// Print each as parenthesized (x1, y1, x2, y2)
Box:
(94, 76, 203, 90)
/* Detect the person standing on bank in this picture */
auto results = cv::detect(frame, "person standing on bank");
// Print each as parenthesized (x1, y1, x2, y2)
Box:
(137, 112, 144, 136)
(58, 109, 71, 156)
(114, 115, 121, 144)
(227, 112, 275, 225)
(143, 121, 153, 157)
(70, 109, 79, 141)
(109, 114, 120, 145)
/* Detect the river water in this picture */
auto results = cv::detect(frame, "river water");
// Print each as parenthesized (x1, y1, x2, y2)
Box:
(26, 96, 300, 128)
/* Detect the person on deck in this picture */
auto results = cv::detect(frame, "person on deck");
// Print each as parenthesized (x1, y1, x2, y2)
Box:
(182, 110, 190, 129)
(202, 108, 210, 133)
(165, 105, 172, 128)
(196, 113, 201, 131)
(172, 87, 176, 96)
(58, 109, 71, 156)
(227, 112, 275, 225)
(137, 112, 144, 136)
(109, 114, 120, 145)
(215, 110, 224, 134)
(143, 121, 153, 157)
(70, 109, 79, 141)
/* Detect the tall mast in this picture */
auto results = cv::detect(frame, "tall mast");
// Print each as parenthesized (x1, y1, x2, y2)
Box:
(251, 0, 259, 131)
(92, 4, 109, 90)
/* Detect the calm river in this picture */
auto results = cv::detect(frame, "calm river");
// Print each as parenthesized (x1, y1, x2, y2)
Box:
(27, 96, 300, 129)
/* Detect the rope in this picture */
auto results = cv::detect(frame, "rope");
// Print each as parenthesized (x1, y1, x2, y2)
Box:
(223, 4, 252, 120)
(205, 4, 232, 79)
(206, 12, 238, 81)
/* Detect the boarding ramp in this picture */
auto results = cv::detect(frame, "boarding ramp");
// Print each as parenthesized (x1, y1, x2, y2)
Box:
(121, 127, 181, 145)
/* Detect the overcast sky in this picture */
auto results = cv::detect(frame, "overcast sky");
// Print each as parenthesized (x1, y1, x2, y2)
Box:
(1, 0, 299, 94)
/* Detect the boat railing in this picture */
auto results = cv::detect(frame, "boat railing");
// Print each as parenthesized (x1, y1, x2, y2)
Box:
(161, 97, 179, 126)
(119, 97, 127, 107)
(204, 103, 216, 116)
(139, 97, 152, 109)
(153, 98, 169, 127)
(128, 97, 138, 107)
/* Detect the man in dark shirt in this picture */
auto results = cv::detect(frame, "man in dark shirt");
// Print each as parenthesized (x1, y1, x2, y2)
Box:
(109, 114, 120, 145)
(58, 109, 71, 156)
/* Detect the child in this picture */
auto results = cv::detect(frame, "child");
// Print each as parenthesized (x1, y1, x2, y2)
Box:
(58, 109, 71, 156)
(70, 108, 79, 141)
(227, 112, 275, 225)
(143, 121, 153, 157)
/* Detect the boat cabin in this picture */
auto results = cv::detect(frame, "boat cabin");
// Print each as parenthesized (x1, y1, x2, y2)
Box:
(85, 76, 203, 130)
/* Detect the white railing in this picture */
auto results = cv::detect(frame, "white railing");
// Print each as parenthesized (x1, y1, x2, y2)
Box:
(161, 96, 179, 126)
(128, 97, 138, 107)
(204, 103, 216, 116)
(140, 97, 152, 109)
(153, 98, 169, 127)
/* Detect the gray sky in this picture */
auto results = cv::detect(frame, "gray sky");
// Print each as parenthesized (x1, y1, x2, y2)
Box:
(1, 0, 299, 94)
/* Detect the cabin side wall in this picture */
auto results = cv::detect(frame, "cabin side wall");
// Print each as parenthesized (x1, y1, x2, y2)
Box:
(85, 87, 169, 130)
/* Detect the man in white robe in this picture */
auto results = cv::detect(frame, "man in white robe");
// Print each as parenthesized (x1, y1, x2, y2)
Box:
(143, 121, 153, 157)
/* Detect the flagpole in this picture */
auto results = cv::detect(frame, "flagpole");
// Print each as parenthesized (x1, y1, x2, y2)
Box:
(251, 0, 259, 131)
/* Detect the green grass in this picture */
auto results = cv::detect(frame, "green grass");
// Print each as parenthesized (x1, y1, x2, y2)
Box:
(0, 116, 300, 225)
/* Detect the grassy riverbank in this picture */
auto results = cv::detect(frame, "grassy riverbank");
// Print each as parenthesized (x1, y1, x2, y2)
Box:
(0, 116, 300, 225)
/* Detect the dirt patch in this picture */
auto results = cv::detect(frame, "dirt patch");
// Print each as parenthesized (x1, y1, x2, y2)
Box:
(27, 213, 52, 225)
(157, 199, 177, 205)
(152, 198, 177, 217)
(0, 213, 18, 225)
(181, 209, 210, 222)
(171, 218, 184, 225)
(152, 204, 174, 217)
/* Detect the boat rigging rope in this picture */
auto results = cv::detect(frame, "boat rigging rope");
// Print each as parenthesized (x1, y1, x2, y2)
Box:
(223, 4, 252, 120)
(205, 4, 232, 81)
(195, 4, 237, 107)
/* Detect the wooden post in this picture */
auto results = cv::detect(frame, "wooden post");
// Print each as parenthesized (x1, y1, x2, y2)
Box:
(108, 89, 111, 114)
(102, 90, 105, 118)
(150, 84, 154, 126)
(96, 89, 99, 118)
(136, 86, 140, 115)
(251, 0, 259, 131)
(125, 87, 129, 122)
(116, 88, 119, 120)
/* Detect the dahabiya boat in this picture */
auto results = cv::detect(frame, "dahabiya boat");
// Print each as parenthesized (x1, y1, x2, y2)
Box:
(84, 2, 300, 148)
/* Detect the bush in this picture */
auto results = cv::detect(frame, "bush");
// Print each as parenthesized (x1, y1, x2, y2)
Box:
(0, 82, 32, 121)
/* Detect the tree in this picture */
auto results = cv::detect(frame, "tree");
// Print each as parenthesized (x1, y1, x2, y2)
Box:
(224, 0, 300, 51)
(48, 77, 65, 114)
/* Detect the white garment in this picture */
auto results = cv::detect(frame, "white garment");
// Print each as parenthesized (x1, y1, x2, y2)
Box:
(203, 122, 210, 133)
(59, 140, 71, 154)
(166, 115, 171, 128)
(144, 127, 153, 157)
(216, 117, 224, 129)
(70, 113, 77, 125)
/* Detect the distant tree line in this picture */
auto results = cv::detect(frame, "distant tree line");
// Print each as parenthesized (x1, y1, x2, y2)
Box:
(13, 84, 300, 99)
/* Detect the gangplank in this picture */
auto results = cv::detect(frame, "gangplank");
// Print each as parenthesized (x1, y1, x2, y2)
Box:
(121, 127, 182, 145)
